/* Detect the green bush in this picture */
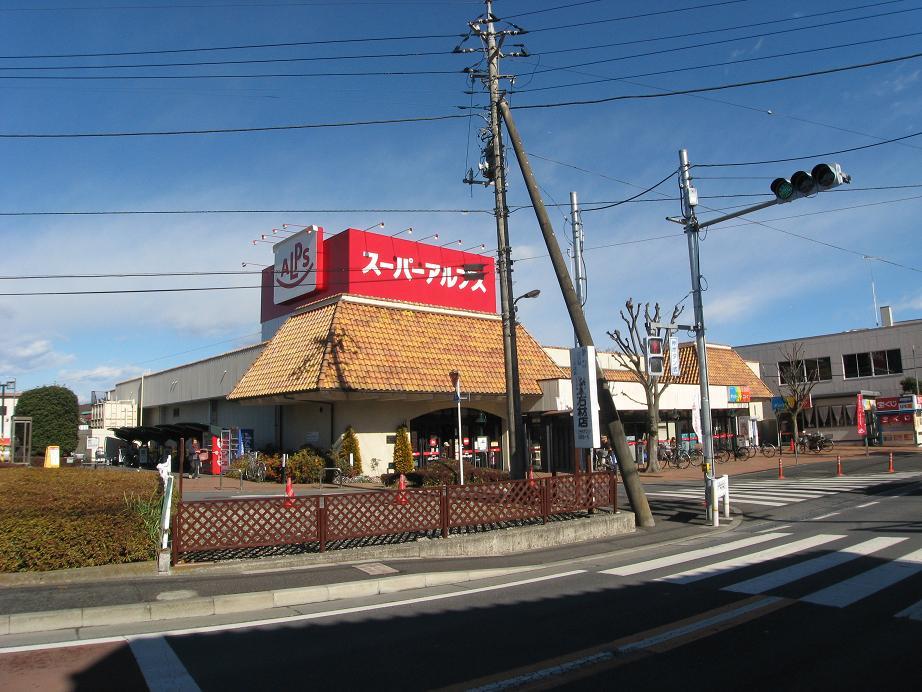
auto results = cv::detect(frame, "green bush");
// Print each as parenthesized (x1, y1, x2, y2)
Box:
(262, 454, 283, 483)
(286, 446, 331, 483)
(14, 386, 79, 456)
(392, 425, 414, 475)
(0, 467, 162, 572)
(338, 426, 363, 477)
(382, 461, 509, 487)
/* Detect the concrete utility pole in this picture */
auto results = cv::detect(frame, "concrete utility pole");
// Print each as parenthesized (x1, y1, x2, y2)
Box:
(570, 192, 585, 347)
(678, 149, 717, 522)
(500, 100, 654, 527)
(466, 0, 527, 479)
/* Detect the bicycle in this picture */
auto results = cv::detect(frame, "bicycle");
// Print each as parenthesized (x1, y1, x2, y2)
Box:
(758, 441, 777, 458)
(244, 452, 266, 482)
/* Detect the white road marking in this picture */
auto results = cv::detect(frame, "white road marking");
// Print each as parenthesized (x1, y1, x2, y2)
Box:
(855, 501, 879, 508)
(600, 534, 790, 577)
(354, 562, 398, 575)
(0, 570, 586, 654)
(810, 512, 841, 521)
(155, 590, 198, 601)
(895, 599, 922, 621)
(657, 535, 846, 584)
(128, 636, 201, 692)
(726, 537, 909, 595)
(757, 524, 791, 533)
(803, 547, 922, 608)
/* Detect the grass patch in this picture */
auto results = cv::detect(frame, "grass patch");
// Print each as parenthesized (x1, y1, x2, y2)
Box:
(0, 467, 163, 572)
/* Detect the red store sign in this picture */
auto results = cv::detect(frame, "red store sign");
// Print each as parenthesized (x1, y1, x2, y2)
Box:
(262, 228, 496, 323)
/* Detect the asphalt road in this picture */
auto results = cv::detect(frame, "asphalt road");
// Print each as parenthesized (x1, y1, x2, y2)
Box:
(2, 460, 920, 691)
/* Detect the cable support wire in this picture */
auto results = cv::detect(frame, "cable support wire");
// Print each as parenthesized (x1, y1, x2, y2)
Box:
(578, 169, 679, 213)
(0, 67, 462, 80)
(0, 207, 492, 216)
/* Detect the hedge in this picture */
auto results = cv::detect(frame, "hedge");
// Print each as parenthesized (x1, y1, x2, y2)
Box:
(0, 467, 164, 572)
(382, 460, 509, 487)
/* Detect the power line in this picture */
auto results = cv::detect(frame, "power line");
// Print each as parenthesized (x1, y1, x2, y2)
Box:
(529, 1, 911, 59)
(696, 129, 922, 167)
(512, 31, 922, 94)
(0, 206, 492, 216)
(0, 67, 461, 80)
(504, 51, 922, 111)
(578, 169, 678, 212)
(0, 112, 469, 138)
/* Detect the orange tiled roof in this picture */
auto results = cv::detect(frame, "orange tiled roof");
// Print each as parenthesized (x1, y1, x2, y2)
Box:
(229, 297, 566, 400)
(561, 345, 772, 397)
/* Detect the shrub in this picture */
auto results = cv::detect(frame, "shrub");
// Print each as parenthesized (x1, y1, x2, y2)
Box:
(382, 461, 509, 487)
(14, 386, 80, 455)
(262, 454, 283, 483)
(0, 467, 162, 572)
(338, 426, 362, 477)
(392, 425, 413, 475)
(286, 446, 332, 484)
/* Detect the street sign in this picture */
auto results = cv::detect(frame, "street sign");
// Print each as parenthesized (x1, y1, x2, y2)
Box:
(570, 346, 601, 449)
(669, 335, 680, 377)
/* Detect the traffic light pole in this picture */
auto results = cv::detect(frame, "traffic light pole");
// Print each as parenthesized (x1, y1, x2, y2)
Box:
(679, 149, 718, 523)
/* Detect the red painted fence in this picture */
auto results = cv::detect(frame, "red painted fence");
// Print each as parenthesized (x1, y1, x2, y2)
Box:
(172, 471, 618, 563)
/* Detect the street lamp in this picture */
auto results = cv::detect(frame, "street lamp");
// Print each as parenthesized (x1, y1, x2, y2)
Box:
(510, 290, 540, 477)
(449, 370, 464, 485)
(1, 379, 16, 441)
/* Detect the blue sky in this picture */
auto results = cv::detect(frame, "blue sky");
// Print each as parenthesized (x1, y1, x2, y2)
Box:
(0, 0, 920, 401)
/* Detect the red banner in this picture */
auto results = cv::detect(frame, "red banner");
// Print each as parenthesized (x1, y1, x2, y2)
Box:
(856, 393, 866, 436)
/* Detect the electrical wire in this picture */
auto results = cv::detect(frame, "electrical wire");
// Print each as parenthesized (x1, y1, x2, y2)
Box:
(578, 169, 679, 213)
(512, 31, 922, 94)
(0, 206, 492, 216)
(696, 129, 922, 167)
(502, 51, 922, 111)
(0, 67, 461, 80)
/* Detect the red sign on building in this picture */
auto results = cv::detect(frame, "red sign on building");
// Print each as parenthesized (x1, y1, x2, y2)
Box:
(262, 228, 496, 323)
(856, 393, 866, 436)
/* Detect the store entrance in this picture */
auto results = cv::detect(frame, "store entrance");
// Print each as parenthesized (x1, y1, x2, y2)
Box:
(410, 408, 503, 468)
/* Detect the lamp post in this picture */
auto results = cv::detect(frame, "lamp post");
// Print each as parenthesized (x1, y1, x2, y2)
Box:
(449, 370, 464, 485)
(1, 379, 15, 440)
(511, 290, 541, 476)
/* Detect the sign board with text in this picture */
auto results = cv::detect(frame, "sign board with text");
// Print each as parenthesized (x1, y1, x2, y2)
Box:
(570, 346, 601, 449)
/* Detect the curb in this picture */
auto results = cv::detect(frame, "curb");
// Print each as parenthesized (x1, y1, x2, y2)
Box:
(0, 565, 542, 636)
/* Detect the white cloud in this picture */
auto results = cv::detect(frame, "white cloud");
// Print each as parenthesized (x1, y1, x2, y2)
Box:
(0, 338, 74, 374)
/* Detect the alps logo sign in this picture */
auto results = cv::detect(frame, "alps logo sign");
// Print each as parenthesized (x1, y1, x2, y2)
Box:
(273, 226, 324, 304)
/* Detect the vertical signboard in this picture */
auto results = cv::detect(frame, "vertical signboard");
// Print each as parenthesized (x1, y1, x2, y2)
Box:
(669, 335, 680, 377)
(570, 346, 600, 449)
(856, 393, 867, 437)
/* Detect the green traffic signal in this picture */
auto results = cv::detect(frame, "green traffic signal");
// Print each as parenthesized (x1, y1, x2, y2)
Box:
(771, 178, 794, 201)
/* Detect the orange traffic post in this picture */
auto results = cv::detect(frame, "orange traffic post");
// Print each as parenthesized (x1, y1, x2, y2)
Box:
(888, 452, 895, 473)
(778, 456, 785, 479)
(283, 477, 295, 508)
(528, 465, 536, 488)
(836, 455, 843, 477)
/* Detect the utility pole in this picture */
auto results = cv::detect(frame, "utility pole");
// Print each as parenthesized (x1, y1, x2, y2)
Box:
(570, 191, 585, 347)
(465, 0, 527, 479)
(678, 149, 717, 522)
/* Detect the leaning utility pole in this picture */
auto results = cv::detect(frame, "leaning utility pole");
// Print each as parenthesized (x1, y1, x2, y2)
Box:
(500, 100, 654, 527)
(466, 0, 527, 479)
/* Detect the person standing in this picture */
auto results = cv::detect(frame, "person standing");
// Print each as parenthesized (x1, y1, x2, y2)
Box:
(189, 439, 201, 479)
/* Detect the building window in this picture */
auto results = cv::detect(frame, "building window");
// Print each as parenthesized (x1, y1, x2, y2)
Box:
(173, 407, 180, 418)
(842, 349, 902, 379)
(778, 357, 832, 384)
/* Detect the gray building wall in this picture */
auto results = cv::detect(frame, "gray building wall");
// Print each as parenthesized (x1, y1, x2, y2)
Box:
(734, 317, 922, 400)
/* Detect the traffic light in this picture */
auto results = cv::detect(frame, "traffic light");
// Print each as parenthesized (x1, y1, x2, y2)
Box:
(646, 335, 665, 378)
(771, 162, 850, 202)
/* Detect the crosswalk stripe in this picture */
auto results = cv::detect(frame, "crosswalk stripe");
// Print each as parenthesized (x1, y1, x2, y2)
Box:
(600, 533, 790, 577)
(725, 536, 908, 595)
(802, 547, 922, 608)
(656, 534, 846, 584)
(645, 492, 786, 507)
(895, 599, 922, 621)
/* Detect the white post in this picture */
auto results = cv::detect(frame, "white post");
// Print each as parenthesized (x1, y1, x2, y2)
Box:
(160, 475, 174, 550)
(457, 396, 464, 485)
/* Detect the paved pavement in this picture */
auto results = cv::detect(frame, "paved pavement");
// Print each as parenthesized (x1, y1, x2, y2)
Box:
(0, 444, 917, 641)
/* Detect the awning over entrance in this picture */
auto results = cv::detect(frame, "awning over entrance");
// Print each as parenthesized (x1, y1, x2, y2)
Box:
(110, 422, 212, 444)
(229, 295, 566, 401)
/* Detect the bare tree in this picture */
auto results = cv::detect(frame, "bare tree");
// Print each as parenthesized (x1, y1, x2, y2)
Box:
(777, 342, 821, 461)
(608, 299, 684, 472)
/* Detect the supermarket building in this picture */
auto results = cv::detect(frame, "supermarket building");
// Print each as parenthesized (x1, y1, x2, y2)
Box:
(110, 226, 771, 472)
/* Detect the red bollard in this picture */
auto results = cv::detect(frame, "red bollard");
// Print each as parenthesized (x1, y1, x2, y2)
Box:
(836, 455, 843, 477)
(396, 473, 409, 505)
(888, 452, 895, 474)
(778, 456, 785, 479)
(528, 465, 536, 488)
(283, 477, 295, 508)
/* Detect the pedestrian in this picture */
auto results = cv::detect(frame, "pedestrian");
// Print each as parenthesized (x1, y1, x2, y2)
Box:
(189, 440, 201, 479)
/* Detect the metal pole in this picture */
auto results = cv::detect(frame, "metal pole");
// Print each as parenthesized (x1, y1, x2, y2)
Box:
(679, 149, 716, 523)
(457, 391, 464, 485)
(484, 0, 524, 479)
(570, 191, 584, 348)
(0, 383, 7, 440)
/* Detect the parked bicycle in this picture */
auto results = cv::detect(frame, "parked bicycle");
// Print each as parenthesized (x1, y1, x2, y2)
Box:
(244, 452, 267, 482)
(758, 441, 777, 458)
(797, 432, 834, 454)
